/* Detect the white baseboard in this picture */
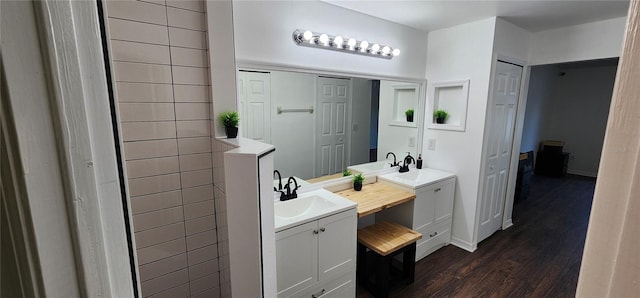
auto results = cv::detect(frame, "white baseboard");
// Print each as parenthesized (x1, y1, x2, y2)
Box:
(450, 236, 477, 253)
(502, 218, 513, 230)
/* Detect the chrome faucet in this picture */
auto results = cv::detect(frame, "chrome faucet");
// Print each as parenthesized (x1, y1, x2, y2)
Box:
(399, 153, 415, 173)
(281, 176, 300, 201)
(386, 152, 400, 167)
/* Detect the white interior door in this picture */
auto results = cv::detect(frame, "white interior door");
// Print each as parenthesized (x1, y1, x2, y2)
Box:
(478, 61, 523, 243)
(316, 77, 350, 177)
(238, 71, 271, 143)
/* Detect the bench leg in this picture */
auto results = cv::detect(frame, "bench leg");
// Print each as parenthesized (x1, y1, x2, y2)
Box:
(357, 243, 367, 286)
(403, 243, 416, 285)
(375, 254, 390, 298)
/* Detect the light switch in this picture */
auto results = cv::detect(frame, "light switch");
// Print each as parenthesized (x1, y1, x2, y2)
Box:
(352, 124, 359, 131)
(428, 139, 436, 150)
(408, 137, 416, 147)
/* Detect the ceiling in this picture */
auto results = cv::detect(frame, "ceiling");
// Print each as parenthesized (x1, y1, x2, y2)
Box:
(321, 0, 630, 32)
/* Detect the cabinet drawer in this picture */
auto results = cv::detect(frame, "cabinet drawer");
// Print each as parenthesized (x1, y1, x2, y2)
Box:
(415, 220, 452, 261)
(292, 271, 355, 298)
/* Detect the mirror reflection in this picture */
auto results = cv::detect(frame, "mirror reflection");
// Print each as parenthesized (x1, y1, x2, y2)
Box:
(237, 69, 422, 182)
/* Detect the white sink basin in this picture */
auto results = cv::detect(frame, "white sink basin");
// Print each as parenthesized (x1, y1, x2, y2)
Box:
(379, 168, 456, 189)
(274, 189, 356, 232)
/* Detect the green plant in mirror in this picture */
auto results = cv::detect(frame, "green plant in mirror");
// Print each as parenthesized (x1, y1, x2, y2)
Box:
(405, 109, 414, 117)
(219, 111, 239, 128)
(343, 169, 352, 177)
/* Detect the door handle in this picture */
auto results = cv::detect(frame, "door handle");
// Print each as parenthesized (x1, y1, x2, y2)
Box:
(312, 289, 326, 298)
(313, 230, 319, 234)
(429, 231, 438, 237)
(319, 227, 325, 232)
(434, 188, 441, 192)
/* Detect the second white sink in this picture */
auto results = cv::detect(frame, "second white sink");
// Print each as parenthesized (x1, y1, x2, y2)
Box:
(274, 189, 356, 232)
(379, 168, 456, 188)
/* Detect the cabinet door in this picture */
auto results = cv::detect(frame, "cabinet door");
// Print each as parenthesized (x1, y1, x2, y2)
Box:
(276, 221, 318, 297)
(412, 187, 435, 231)
(434, 179, 455, 223)
(318, 210, 357, 281)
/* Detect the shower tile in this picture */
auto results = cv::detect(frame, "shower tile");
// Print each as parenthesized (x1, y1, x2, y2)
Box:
(189, 272, 219, 296)
(167, 7, 205, 31)
(106, 0, 167, 26)
(130, 190, 182, 216)
(141, 268, 189, 296)
(128, 173, 181, 197)
(179, 153, 212, 171)
(127, 156, 179, 179)
(180, 169, 212, 188)
(182, 184, 214, 204)
(185, 215, 215, 236)
(135, 222, 185, 249)
(177, 137, 211, 155)
(184, 200, 214, 220)
(168, 27, 207, 49)
(175, 103, 210, 121)
(191, 286, 220, 298)
(186, 230, 217, 251)
(111, 40, 170, 65)
(119, 103, 176, 122)
(170, 47, 208, 68)
(139, 253, 188, 282)
(114, 62, 172, 84)
(137, 238, 186, 265)
(172, 66, 210, 85)
(176, 120, 210, 138)
(187, 244, 218, 266)
(121, 121, 176, 141)
(174, 85, 210, 102)
(188, 259, 218, 281)
(147, 283, 190, 298)
(116, 82, 174, 103)
(133, 205, 184, 232)
(108, 18, 169, 45)
(124, 139, 178, 160)
(166, 0, 204, 12)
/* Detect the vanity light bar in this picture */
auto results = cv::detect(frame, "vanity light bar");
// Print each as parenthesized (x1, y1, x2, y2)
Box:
(292, 29, 400, 60)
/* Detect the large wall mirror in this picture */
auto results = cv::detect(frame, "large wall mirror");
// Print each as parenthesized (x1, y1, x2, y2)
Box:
(236, 68, 424, 183)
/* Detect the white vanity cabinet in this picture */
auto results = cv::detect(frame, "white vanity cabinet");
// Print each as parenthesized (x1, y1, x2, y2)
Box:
(378, 174, 456, 261)
(276, 209, 357, 298)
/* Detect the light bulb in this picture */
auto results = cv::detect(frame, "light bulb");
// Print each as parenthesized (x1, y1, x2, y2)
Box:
(382, 46, 391, 55)
(392, 48, 401, 56)
(333, 36, 343, 48)
(371, 44, 380, 53)
(359, 40, 369, 52)
(302, 30, 313, 41)
(319, 34, 329, 46)
(347, 38, 356, 50)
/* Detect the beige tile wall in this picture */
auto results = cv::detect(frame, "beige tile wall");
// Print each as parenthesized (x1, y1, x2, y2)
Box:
(105, 0, 226, 297)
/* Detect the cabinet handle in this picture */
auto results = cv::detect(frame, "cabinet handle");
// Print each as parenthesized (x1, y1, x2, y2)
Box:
(319, 227, 325, 232)
(313, 230, 319, 234)
(312, 289, 326, 298)
(430, 231, 438, 237)
(434, 188, 441, 192)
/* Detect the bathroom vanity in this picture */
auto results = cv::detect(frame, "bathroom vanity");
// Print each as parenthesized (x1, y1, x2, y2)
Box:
(377, 168, 456, 261)
(274, 190, 357, 298)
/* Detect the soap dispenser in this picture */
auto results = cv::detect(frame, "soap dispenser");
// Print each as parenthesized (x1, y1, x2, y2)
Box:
(417, 154, 423, 169)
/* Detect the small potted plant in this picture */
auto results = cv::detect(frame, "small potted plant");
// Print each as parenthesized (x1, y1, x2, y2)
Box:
(219, 111, 239, 138)
(353, 173, 364, 191)
(433, 109, 448, 124)
(405, 109, 414, 122)
(343, 169, 352, 177)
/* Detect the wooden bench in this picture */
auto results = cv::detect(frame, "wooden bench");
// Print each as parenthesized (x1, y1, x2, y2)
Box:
(357, 221, 422, 298)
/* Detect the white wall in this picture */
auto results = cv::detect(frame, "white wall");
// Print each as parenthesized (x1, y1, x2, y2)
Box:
(494, 18, 531, 62)
(529, 17, 627, 65)
(423, 17, 497, 250)
(377, 81, 419, 161)
(522, 62, 617, 177)
(350, 78, 372, 165)
(232, 1, 428, 80)
(270, 71, 317, 179)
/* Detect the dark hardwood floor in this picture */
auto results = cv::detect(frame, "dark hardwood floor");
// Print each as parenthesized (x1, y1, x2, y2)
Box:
(357, 174, 596, 297)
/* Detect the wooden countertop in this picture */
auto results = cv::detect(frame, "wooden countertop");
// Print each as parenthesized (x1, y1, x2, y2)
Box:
(335, 182, 416, 217)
